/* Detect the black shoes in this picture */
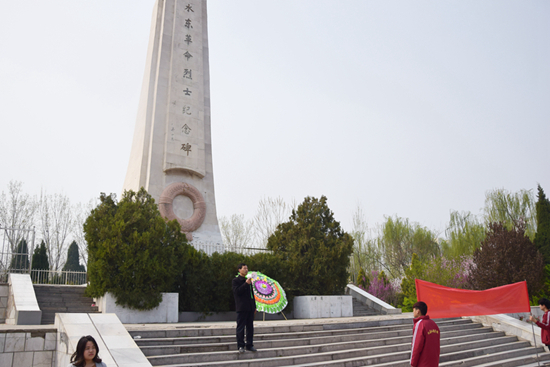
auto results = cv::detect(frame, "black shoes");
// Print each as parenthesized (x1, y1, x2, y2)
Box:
(246, 346, 257, 352)
(238, 347, 245, 354)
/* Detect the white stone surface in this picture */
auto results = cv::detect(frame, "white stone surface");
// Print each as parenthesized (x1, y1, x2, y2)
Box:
(55, 313, 152, 367)
(31, 351, 53, 367)
(24, 332, 44, 351)
(4, 332, 25, 352)
(346, 284, 402, 315)
(44, 332, 56, 351)
(294, 296, 353, 319)
(123, 0, 223, 247)
(0, 333, 5, 353)
(95, 292, 178, 324)
(6, 274, 41, 325)
(12, 351, 33, 367)
(0, 353, 13, 367)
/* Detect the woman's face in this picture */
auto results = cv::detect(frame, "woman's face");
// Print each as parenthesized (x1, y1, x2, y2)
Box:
(84, 341, 96, 362)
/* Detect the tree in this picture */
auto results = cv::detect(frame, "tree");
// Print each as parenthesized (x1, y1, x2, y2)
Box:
(483, 188, 536, 240)
(0, 181, 37, 251)
(349, 206, 380, 283)
(441, 210, 485, 258)
(267, 196, 354, 296)
(469, 221, 544, 296)
(219, 214, 254, 252)
(39, 192, 73, 271)
(9, 239, 29, 273)
(62, 241, 85, 272)
(253, 196, 294, 248)
(72, 198, 97, 267)
(84, 188, 188, 310)
(400, 253, 424, 311)
(534, 185, 550, 265)
(377, 216, 440, 279)
(31, 241, 50, 283)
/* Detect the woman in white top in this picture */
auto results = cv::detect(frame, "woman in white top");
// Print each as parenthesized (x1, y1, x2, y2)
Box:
(67, 335, 107, 367)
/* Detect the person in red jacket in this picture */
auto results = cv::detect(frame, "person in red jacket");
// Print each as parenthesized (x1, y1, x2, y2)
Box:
(529, 298, 550, 349)
(410, 301, 440, 367)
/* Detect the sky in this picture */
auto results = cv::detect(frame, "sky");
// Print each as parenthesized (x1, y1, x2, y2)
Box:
(0, 1, 549, 236)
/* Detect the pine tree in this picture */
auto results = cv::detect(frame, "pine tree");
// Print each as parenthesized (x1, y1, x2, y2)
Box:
(62, 241, 85, 272)
(9, 239, 30, 272)
(31, 241, 50, 283)
(534, 185, 550, 265)
(267, 196, 354, 297)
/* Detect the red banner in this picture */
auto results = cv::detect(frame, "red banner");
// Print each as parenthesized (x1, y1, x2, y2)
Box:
(415, 279, 530, 319)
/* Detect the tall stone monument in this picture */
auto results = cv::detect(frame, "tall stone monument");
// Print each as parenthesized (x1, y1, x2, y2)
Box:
(123, 0, 223, 250)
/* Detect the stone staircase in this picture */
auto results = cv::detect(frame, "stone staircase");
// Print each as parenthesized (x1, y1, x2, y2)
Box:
(352, 298, 379, 317)
(33, 284, 100, 324)
(126, 317, 550, 367)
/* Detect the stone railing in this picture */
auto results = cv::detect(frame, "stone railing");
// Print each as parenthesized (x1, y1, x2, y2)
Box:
(346, 284, 402, 315)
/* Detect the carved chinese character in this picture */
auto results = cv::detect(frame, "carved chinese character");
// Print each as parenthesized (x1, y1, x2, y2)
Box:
(185, 34, 192, 45)
(183, 88, 192, 96)
(182, 124, 192, 134)
(181, 143, 192, 155)
(185, 19, 192, 29)
(182, 105, 191, 115)
(183, 69, 192, 80)
(185, 4, 194, 12)
(184, 51, 193, 61)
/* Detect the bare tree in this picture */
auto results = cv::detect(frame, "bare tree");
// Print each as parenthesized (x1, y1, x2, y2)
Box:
(349, 205, 380, 283)
(253, 197, 295, 248)
(219, 214, 254, 252)
(72, 198, 98, 267)
(39, 192, 73, 271)
(0, 181, 38, 251)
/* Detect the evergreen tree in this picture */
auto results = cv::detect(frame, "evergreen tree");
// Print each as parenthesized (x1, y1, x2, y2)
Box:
(62, 241, 85, 272)
(9, 239, 29, 272)
(31, 241, 50, 283)
(267, 196, 354, 297)
(84, 188, 188, 310)
(534, 185, 550, 265)
(400, 253, 423, 311)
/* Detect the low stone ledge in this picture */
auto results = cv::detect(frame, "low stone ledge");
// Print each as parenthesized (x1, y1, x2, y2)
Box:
(95, 292, 178, 324)
(293, 295, 353, 319)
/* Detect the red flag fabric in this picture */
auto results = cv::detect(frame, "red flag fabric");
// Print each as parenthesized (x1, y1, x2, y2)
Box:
(415, 279, 530, 319)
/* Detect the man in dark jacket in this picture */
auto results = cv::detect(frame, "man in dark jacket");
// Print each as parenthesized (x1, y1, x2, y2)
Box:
(410, 301, 440, 367)
(232, 263, 257, 353)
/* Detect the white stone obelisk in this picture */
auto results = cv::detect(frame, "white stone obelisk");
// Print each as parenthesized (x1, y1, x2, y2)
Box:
(123, 0, 223, 250)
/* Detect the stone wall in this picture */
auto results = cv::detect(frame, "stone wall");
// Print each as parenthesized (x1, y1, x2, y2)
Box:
(0, 326, 56, 367)
(0, 284, 8, 323)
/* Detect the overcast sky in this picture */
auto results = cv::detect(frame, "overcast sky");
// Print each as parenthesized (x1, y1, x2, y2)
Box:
(0, 1, 548, 235)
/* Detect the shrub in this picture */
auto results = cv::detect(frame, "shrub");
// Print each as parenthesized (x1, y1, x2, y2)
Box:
(84, 189, 187, 310)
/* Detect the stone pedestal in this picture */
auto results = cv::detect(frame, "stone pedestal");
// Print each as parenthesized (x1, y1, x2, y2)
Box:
(293, 296, 353, 319)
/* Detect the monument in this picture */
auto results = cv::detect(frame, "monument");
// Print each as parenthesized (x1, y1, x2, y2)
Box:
(123, 0, 223, 251)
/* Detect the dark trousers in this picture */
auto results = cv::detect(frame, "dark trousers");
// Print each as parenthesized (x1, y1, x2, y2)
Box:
(236, 311, 254, 349)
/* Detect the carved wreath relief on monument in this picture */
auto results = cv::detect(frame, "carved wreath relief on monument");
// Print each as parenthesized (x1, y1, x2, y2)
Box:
(159, 182, 206, 241)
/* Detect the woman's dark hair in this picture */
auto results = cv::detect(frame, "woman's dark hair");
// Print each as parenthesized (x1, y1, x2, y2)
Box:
(70, 335, 102, 366)
(539, 298, 550, 310)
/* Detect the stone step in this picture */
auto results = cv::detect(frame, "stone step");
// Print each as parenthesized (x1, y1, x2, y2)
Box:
(129, 317, 468, 340)
(139, 327, 505, 357)
(146, 331, 521, 366)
